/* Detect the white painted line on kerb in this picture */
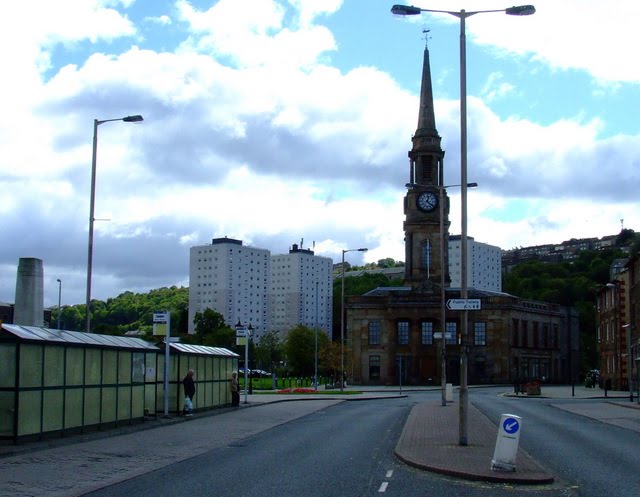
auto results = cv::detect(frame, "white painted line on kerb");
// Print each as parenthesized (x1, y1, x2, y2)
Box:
(386, 470, 393, 478)
(378, 482, 389, 492)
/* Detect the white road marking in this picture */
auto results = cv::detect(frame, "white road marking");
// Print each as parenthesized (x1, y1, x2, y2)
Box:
(378, 482, 389, 492)
(386, 470, 393, 478)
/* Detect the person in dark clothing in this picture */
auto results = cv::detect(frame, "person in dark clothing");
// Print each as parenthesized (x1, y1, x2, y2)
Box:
(183, 369, 195, 415)
(230, 372, 240, 406)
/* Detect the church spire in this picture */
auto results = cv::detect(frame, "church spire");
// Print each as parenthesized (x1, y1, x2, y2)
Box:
(413, 32, 440, 144)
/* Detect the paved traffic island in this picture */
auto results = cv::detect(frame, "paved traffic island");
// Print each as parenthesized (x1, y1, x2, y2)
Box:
(394, 400, 554, 485)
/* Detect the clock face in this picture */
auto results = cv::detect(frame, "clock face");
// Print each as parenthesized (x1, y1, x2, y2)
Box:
(417, 191, 438, 212)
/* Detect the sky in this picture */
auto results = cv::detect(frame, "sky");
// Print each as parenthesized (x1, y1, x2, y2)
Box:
(1, 0, 639, 309)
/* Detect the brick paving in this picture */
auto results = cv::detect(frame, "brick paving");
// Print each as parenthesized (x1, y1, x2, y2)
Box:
(394, 399, 554, 484)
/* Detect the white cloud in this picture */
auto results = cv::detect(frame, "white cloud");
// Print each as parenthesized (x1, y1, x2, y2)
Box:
(413, 0, 640, 84)
(145, 15, 172, 26)
(1, 0, 639, 311)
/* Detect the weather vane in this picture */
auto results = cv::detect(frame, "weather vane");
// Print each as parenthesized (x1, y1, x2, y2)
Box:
(423, 27, 431, 48)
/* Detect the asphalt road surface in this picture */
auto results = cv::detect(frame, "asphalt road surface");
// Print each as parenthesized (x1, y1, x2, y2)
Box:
(82, 391, 597, 497)
(472, 389, 640, 497)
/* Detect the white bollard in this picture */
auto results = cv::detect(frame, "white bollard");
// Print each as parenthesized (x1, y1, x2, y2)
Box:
(445, 383, 453, 402)
(491, 414, 522, 472)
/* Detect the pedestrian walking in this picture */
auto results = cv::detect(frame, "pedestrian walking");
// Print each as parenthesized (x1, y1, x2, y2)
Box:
(183, 369, 195, 416)
(230, 372, 240, 406)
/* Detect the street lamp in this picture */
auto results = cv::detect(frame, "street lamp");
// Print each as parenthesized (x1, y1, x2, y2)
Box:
(85, 114, 143, 333)
(341, 247, 368, 392)
(438, 182, 477, 407)
(56, 279, 62, 330)
(623, 323, 634, 402)
(315, 280, 319, 390)
(391, 3, 535, 446)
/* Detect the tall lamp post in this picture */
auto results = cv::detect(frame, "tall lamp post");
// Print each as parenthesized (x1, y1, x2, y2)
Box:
(315, 280, 319, 390)
(439, 182, 477, 407)
(56, 278, 62, 330)
(623, 323, 634, 402)
(85, 114, 144, 333)
(341, 247, 368, 392)
(391, 3, 535, 446)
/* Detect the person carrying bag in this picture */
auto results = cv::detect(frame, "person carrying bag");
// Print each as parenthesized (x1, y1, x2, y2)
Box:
(183, 369, 195, 416)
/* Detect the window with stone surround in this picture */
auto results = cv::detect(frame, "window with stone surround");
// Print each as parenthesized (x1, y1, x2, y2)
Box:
(474, 322, 486, 346)
(368, 321, 381, 345)
(421, 321, 433, 345)
(397, 320, 410, 345)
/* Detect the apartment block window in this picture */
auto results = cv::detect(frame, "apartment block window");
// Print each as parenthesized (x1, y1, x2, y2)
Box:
(421, 321, 433, 345)
(369, 355, 381, 380)
(369, 321, 381, 345)
(397, 320, 410, 345)
(474, 322, 486, 346)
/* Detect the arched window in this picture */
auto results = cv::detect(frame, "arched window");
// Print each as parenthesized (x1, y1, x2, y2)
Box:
(422, 240, 433, 275)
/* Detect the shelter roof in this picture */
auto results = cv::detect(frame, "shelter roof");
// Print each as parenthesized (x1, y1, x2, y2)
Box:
(1, 324, 158, 350)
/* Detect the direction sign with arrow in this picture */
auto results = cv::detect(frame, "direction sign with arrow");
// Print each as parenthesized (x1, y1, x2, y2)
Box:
(446, 298, 481, 311)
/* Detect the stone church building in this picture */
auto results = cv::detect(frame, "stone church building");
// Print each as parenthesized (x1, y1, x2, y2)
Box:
(346, 42, 578, 386)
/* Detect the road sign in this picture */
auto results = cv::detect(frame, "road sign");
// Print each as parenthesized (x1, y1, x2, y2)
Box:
(503, 417, 520, 435)
(446, 298, 481, 311)
(492, 414, 522, 472)
(433, 332, 453, 339)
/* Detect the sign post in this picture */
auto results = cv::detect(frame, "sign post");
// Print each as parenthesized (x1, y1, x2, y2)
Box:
(154, 311, 171, 418)
(235, 322, 250, 404)
(491, 414, 522, 472)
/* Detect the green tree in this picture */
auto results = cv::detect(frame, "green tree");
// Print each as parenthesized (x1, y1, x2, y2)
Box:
(284, 325, 330, 376)
(377, 258, 396, 268)
(185, 308, 236, 349)
(254, 330, 283, 372)
(319, 340, 343, 381)
(503, 246, 627, 371)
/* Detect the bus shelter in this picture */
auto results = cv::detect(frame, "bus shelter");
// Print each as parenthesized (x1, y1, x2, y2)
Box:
(0, 324, 159, 444)
(157, 342, 238, 414)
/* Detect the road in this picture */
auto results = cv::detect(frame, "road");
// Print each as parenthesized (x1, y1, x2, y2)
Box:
(82, 390, 591, 497)
(472, 389, 640, 497)
(3, 388, 640, 497)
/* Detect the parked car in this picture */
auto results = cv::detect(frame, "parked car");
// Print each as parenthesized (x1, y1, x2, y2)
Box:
(250, 369, 270, 377)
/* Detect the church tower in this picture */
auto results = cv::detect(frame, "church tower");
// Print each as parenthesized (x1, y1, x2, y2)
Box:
(403, 38, 450, 290)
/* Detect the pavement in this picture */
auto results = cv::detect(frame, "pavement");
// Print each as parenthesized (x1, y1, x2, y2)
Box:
(1, 385, 639, 495)
(394, 384, 640, 484)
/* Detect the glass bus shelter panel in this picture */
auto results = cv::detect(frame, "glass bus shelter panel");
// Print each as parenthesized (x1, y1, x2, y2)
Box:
(19, 344, 43, 388)
(85, 349, 101, 385)
(0, 392, 15, 437)
(44, 346, 64, 387)
(65, 348, 84, 386)
(117, 386, 131, 420)
(84, 388, 100, 426)
(131, 385, 145, 417)
(0, 343, 16, 388)
(101, 387, 117, 423)
(118, 351, 132, 384)
(102, 350, 117, 385)
(64, 389, 83, 429)
(17, 390, 41, 436)
(43, 389, 64, 432)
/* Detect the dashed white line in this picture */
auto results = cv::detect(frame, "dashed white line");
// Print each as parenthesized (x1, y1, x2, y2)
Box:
(378, 482, 389, 492)
(385, 470, 393, 478)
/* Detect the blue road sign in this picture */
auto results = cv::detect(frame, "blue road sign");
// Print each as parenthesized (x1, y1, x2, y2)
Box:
(503, 417, 520, 434)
